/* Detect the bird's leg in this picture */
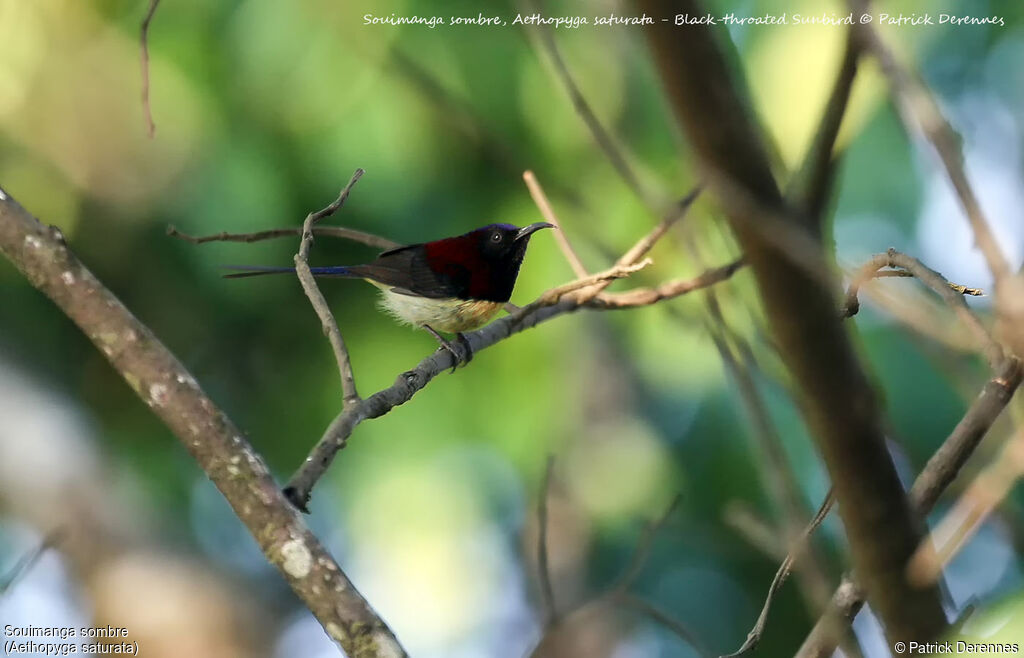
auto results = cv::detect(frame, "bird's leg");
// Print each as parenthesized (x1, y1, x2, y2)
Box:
(421, 325, 470, 372)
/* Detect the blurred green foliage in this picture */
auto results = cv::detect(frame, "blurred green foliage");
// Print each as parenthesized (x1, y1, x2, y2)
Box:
(2, 0, 1023, 655)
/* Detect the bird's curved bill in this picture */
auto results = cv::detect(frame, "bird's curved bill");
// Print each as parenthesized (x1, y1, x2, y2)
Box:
(515, 222, 555, 241)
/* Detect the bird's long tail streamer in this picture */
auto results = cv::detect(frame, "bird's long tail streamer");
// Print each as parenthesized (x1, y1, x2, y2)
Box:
(222, 265, 354, 279)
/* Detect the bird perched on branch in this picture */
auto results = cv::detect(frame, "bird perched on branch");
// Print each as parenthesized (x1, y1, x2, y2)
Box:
(225, 222, 553, 366)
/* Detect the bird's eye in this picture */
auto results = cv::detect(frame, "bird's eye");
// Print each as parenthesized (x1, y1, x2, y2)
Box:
(490, 232, 503, 243)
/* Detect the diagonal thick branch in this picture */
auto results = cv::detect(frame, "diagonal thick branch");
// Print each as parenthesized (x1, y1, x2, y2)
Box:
(635, 0, 947, 643)
(0, 188, 407, 658)
(282, 255, 743, 511)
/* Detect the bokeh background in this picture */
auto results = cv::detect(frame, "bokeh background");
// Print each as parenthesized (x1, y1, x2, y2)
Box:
(2, 0, 1024, 656)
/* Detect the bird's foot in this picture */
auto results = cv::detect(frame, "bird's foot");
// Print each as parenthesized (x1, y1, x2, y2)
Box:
(437, 339, 463, 373)
(455, 332, 474, 366)
(422, 325, 472, 373)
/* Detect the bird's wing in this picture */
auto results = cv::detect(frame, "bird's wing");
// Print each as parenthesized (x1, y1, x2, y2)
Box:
(375, 244, 412, 258)
(347, 247, 470, 299)
(386, 287, 420, 297)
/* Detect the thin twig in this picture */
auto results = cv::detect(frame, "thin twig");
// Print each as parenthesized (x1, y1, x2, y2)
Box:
(910, 357, 1023, 511)
(610, 495, 682, 595)
(908, 424, 1024, 586)
(588, 258, 744, 309)
(619, 594, 712, 658)
(384, 47, 597, 208)
(522, 0, 664, 212)
(870, 268, 984, 295)
(140, 0, 162, 138)
(574, 189, 703, 304)
(616, 188, 702, 269)
(1, 529, 65, 597)
(528, 496, 698, 658)
(166, 225, 400, 250)
(531, 259, 652, 307)
(844, 257, 984, 318)
(499, 257, 656, 329)
(843, 249, 1000, 367)
(537, 455, 558, 625)
(846, 276, 987, 357)
(306, 172, 365, 229)
(523, 171, 588, 278)
(293, 170, 365, 406)
(723, 503, 787, 561)
(788, 30, 861, 225)
(521, 0, 706, 292)
(723, 490, 835, 657)
(851, 0, 1010, 284)
(520, 0, 709, 293)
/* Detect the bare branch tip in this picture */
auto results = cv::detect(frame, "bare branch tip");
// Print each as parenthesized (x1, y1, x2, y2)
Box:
(522, 169, 588, 278)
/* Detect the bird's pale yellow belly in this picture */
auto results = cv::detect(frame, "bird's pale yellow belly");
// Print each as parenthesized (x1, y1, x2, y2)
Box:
(374, 285, 504, 333)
